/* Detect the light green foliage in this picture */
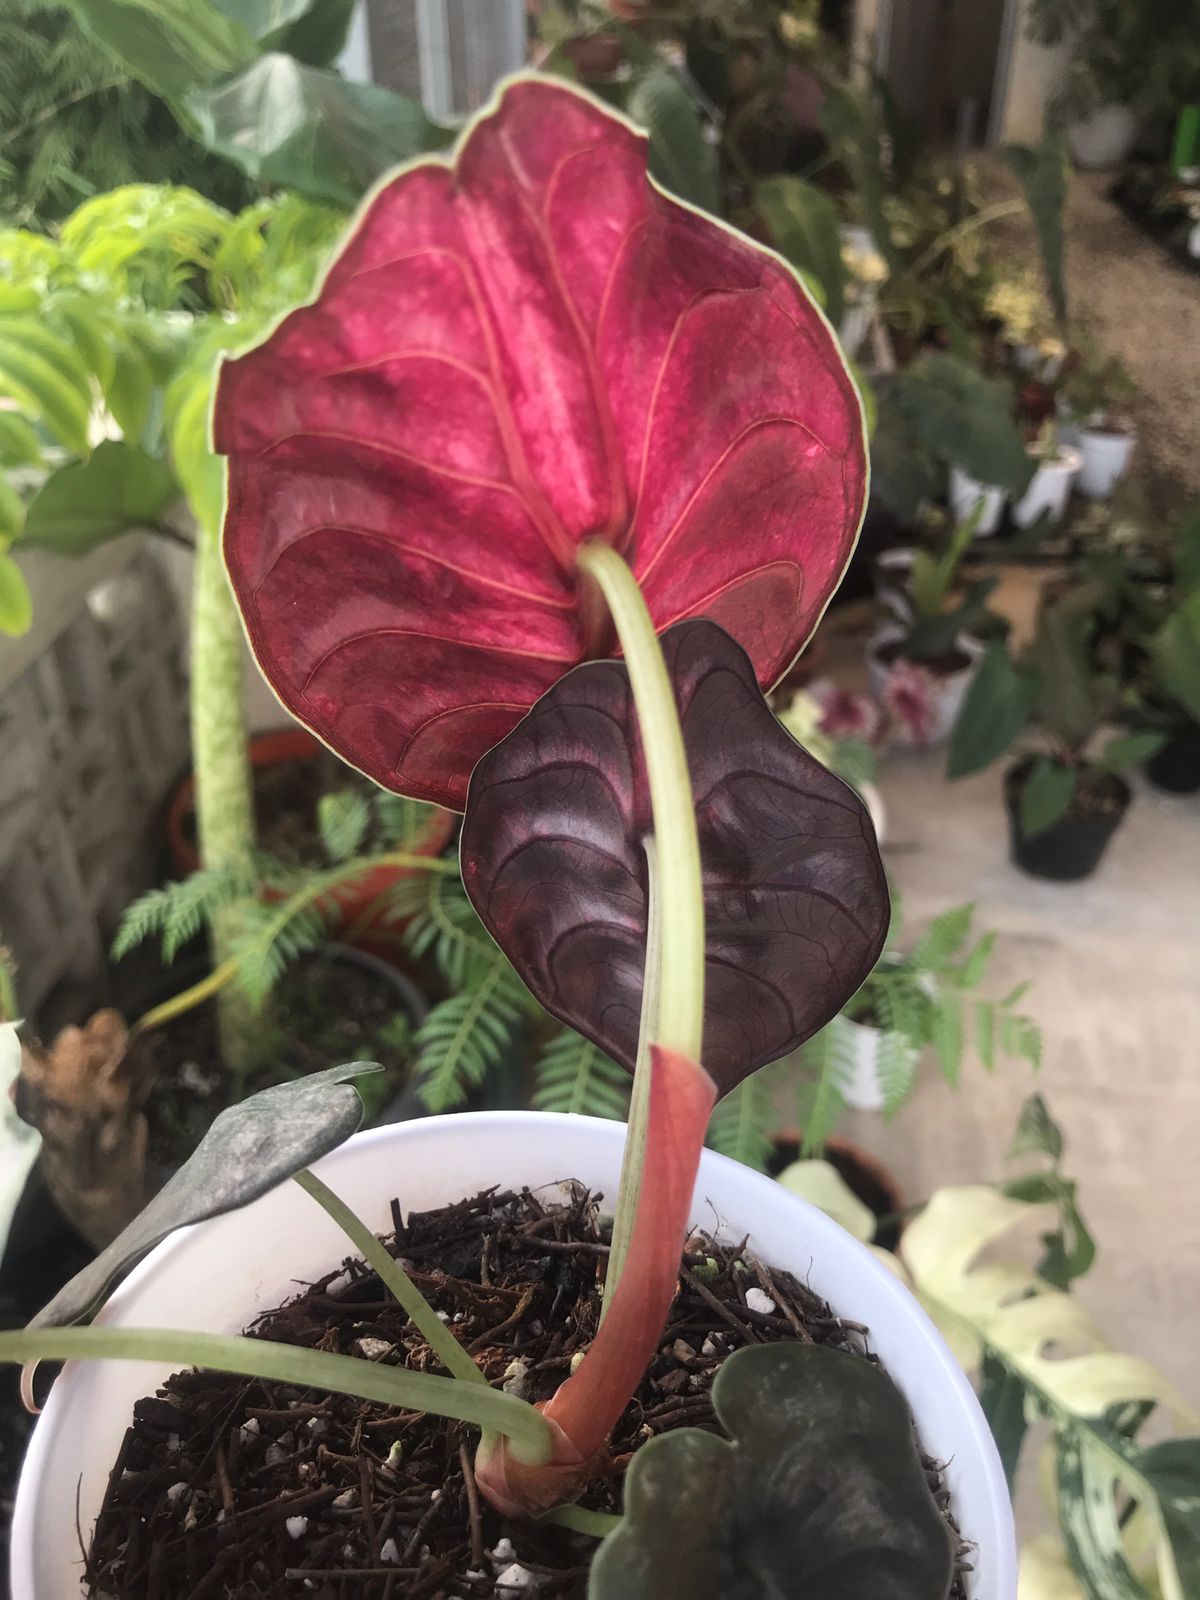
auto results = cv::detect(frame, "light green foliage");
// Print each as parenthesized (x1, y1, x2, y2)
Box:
(19, 440, 177, 555)
(404, 876, 532, 1112)
(1004, 138, 1069, 326)
(900, 1163, 1199, 1600)
(627, 64, 721, 216)
(834, 901, 1041, 1126)
(793, 1014, 860, 1156)
(706, 1070, 781, 1171)
(533, 1029, 629, 1121)
(317, 788, 371, 864)
(0, 551, 32, 636)
(774, 1158, 875, 1243)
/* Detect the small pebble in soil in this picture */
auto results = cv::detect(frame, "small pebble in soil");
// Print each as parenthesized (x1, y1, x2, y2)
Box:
(285, 1516, 308, 1540)
(745, 1287, 777, 1314)
(496, 1561, 538, 1592)
(379, 1537, 400, 1564)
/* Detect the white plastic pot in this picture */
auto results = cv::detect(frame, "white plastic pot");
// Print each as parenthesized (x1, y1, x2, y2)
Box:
(12, 1113, 1016, 1600)
(841, 1016, 886, 1111)
(1011, 447, 1082, 529)
(867, 625, 984, 748)
(1067, 105, 1137, 171)
(1078, 427, 1135, 499)
(948, 467, 1006, 537)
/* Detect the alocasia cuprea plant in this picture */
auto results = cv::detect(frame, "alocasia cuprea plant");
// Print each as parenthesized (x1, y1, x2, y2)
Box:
(5, 75, 925, 1578)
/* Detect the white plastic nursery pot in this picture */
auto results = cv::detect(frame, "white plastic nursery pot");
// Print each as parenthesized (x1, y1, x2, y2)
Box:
(948, 467, 1005, 537)
(841, 1016, 886, 1111)
(1078, 427, 1135, 499)
(867, 625, 984, 748)
(1011, 447, 1082, 529)
(12, 1113, 1017, 1600)
(1067, 105, 1137, 170)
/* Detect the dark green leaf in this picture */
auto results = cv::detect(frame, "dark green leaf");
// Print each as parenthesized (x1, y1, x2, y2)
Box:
(30, 1062, 380, 1329)
(1055, 1432, 1146, 1600)
(1138, 1439, 1200, 1596)
(1031, 598, 1100, 751)
(1003, 139, 1068, 325)
(1153, 591, 1200, 724)
(1018, 756, 1077, 838)
(1094, 730, 1166, 772)
(1008, 1093, 1063, 1162)
(947, 643, 1034, 779)
(819, 86, 897, 272)
(19, 441, 178, 557)
(273, 0, 355, 65)
(979, 1351, 1029, 1491)
(589, 1343, 955, 1600)
(107, 344, 157, 444)
(627, 66, 720, 215)
(187, 55, 454, 207)
(896, 354, 1033, 496)
(755, 176, 846, 325)
(62, 0, 256, 100)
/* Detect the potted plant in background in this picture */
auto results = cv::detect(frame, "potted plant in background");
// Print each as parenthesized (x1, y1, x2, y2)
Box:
(948, 588, 1163, 881)
(1059, 347, 1138, 499)
(3, 76, 1014, 1600)
(866, 508, 999, 746)
(1011, 418, 1081, 531)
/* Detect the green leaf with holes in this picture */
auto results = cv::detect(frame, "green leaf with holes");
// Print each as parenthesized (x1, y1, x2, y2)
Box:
(589, 1342, 954, 1600)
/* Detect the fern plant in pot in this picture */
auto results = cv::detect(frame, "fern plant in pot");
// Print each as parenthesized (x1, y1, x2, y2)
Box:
(5, 79, 1013, 1600)
(949, 586, 1162, 881)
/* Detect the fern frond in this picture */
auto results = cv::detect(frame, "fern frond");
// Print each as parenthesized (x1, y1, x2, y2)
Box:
(374, 792, 444, 853)
(414, 956, 526, 1113)
(111, 863, 251, 962)
(873, 981, 925, 1115)
(1001, 1011, 1043, 1070)
(930, 989, 966, 1086)
(231, 899, 327, 1007)
(975, 999, 997, 1071)
(317, 788, 370, 863)
(909, 902, 974, 972)
(405, 874, 498, 989)
(707, 1074, 777, 1172)
(532, 1029, 629, 1121)
(797, 1017, 857, 1154)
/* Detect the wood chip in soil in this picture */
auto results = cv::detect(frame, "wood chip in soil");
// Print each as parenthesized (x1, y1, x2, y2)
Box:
(85, 1185, 972, 1599)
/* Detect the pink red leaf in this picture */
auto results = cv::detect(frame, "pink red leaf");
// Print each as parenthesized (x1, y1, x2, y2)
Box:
(459, 619, 889, 1096)
(474, 1046, 717, 1517)
(217, 76, 868, 809)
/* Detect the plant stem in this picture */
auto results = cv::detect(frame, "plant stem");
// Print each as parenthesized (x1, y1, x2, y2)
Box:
(1, 1327, 552, 1459)
(191, 521, 257, 1087)
(539, 1504, 623, 1538)
(294, 1170, 486, 1388)
(602, 835, 660, 1314)
(576, 545, 704, 1062)
(576, 544, 705, 1306)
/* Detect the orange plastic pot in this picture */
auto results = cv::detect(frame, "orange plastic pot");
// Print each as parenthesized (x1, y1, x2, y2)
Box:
(165, 727, 455, 941)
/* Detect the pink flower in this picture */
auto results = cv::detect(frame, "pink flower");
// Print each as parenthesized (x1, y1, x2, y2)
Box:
(882, 660, 939, 747)
(815, 685, 882, 744)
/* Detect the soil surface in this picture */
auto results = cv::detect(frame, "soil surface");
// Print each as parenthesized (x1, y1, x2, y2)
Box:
(85, 1186, 971, 1599)
(874, 637, 974, 677)
(139, 953, 417, 1172)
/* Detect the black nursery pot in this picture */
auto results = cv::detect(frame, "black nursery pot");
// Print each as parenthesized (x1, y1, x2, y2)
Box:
(1004, 760, 1132, 882)
(1144, 721, 1200, 795)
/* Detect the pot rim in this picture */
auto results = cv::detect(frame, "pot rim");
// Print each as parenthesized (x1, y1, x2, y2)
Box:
(866, 621, 986, 676)
(12, 1112, 1016, 1600)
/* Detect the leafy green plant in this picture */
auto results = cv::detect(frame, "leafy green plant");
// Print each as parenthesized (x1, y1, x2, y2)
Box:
(880, 507, 1003, 665)
(783, 1093, 1200, 1600)
(948, 585, 1163, 835)
(1061, 342, 1137, 431)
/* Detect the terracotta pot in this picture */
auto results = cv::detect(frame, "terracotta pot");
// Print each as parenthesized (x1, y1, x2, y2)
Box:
(165, 727, 455, 940)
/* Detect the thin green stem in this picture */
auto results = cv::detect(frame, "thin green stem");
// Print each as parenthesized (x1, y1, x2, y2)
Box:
(601, 835, 660, 1315)
(1, 1328, 552, 1460)
(577, 545, 704, 1063)
(294, 1170, 486, 1388)
(538, 1504, 623, 1538)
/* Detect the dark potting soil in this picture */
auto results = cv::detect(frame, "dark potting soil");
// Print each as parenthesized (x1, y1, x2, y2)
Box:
(184, 753, 368, 867)
(139, 953, 414, 1172)
(85, 1187, 971, 1600)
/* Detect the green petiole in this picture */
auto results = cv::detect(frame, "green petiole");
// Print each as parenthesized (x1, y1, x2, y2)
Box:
(0, 1327, 554, 1461)
(577, 545, 706, 1305)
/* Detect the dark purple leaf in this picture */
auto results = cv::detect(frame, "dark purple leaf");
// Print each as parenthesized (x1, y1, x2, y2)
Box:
(460, 619, 888, 1095)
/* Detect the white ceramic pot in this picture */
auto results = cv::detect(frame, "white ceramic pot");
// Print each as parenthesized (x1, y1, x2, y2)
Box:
(838, 301, 874, 359)
(949, 467, 1006, 537)
(1067, 105, 1137, 171)
(1011, 447, 1082, 529)
(841, 1016, 886, 1110)
(12, 1114, 1016, 1600)
(872, 547, 918, 625)
(1078, 427, 1134, 499)
(867, 625, 984, 748)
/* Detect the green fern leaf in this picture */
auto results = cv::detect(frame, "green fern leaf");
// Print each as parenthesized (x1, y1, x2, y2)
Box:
(1001, 1011, 1043, 1070)
(111, 862, 250, 962)
(414, 957, 525, 1113)
(317, 787, 370, 863)
(532, 1029, 629, 1120)
(931, 990, 966, 1086)
(797, 1017, 857, 1154)
(707, 1075, 777, 1172)
(975, 999, 997, 1072)
(909, 902, 974, 973)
